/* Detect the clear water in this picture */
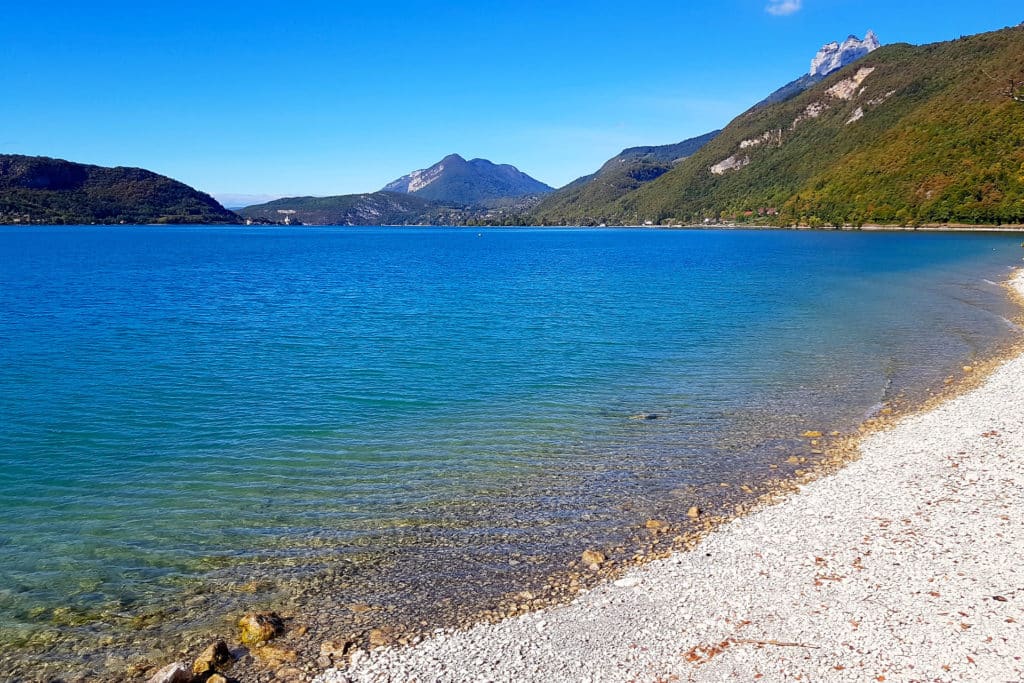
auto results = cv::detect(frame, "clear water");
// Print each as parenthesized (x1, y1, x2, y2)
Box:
(0, 226, 1021, 676)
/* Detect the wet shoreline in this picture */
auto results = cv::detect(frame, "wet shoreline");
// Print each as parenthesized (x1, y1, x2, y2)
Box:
(6, 273, 1019, 683)
(321, 268, 1024, 682)
(2, 229, 1023, 682)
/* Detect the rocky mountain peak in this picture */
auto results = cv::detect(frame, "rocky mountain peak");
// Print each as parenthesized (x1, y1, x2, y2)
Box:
(381, 154, 553, 207)
(809, 30, 881, 78)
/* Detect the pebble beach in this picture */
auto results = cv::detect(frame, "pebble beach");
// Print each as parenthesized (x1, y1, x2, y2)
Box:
(316, 270, 1024, 683)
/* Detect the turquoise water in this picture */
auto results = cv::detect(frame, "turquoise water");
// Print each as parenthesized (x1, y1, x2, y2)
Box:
(0, 226, 1022, 676)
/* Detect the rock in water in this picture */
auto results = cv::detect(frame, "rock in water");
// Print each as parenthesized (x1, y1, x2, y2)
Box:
(581, 549, 606, 567)
(238, 612, 285, 646)
(145, 662, 191, 683)
(687, 506, 701, 518)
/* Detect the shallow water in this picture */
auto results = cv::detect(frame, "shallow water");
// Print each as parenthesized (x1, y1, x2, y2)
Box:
(0, 226, 1021, 677)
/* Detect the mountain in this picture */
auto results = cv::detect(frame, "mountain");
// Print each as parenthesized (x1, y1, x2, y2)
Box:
(237, 191, 471, 226)
(382, 154, 553, 207)
(755, 30, 882, 109)
(533, 31, 882, 225)
(558, 24, 1024, 227)
(811, 30, 881, 78)
(214, 193, 282, 211)
(0, 155, 239, 224)
(532, 131, 720, 225)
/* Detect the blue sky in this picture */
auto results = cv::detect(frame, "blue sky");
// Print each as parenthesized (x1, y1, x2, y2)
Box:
(2, 1, 1022, 204)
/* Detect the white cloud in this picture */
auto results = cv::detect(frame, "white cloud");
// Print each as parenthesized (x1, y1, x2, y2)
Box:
(766, 0, 802, 16)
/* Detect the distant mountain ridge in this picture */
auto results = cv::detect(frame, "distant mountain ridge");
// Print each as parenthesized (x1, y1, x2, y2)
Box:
(237, 191, 469, 226)
(0, 155, 238, 224)
(239, 153, 553, 225)
(382, 153, 553, 207)
(18, 25, 1024, 230)
(546, 24, 1024, 227)
(532, 131, 721, 224)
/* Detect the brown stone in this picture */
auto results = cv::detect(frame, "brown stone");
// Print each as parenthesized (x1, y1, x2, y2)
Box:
(208, 676, 228, 683)
(319, 637, 353, 662)
(580, 549, 606, 567)
(686, 506, 700, 518)
(238, 612, 284, 646)
(368, 627, 399, 648)
(145, 663, 191, 683)
(192, 639, 234, 676)
(801, 430, 823, 438)
(644, 519, 669, 532)
(255, 644, 297, 668)
(347, 603, 374, 614)
(274, 666, 305, 682)
(786, 456, 801, 465)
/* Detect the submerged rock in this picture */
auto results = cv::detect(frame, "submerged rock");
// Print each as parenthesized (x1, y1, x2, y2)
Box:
(687, 506, 701, 518)
(238, 612, 285, 646)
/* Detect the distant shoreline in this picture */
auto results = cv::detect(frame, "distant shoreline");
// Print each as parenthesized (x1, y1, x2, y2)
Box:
(5, 222, 1024, 232)
(625, 223, 1024, 233)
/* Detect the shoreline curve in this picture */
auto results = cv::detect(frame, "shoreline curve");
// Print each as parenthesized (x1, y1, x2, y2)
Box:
(316, 268, 1024, 682)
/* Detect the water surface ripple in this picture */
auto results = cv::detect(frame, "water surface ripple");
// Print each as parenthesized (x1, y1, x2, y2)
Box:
(0, 226, 1021, 677)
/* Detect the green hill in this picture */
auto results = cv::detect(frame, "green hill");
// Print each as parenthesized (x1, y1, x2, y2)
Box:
(237, 191, 470, 225)
(532, 131, 719, 225)
(534, 25, 1024, 227)
(0, 155, 239, 224)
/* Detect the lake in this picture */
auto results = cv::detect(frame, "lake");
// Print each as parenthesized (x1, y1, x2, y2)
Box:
(0, 226, 1021, 679)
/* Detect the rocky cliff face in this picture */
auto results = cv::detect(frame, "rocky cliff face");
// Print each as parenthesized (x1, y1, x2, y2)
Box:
(810, 30, 881, 78)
